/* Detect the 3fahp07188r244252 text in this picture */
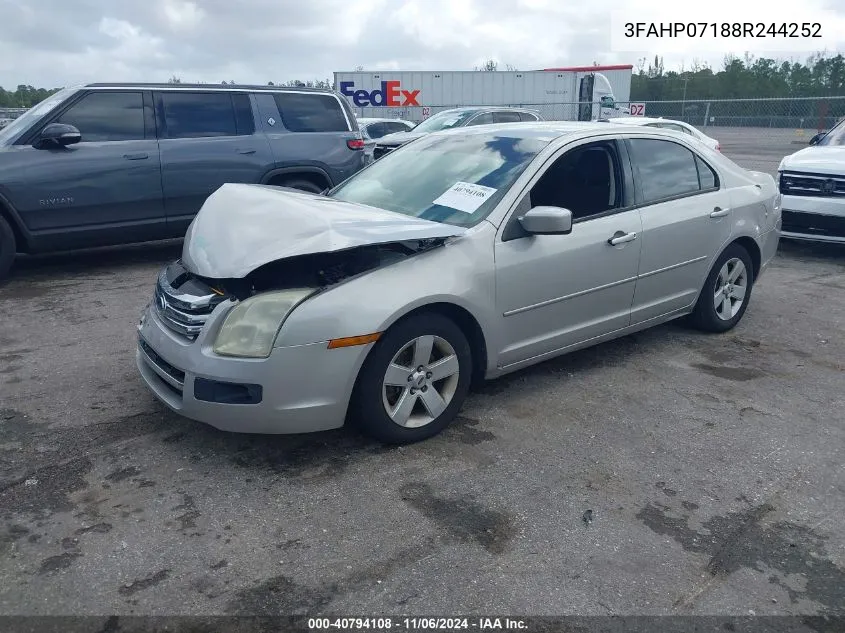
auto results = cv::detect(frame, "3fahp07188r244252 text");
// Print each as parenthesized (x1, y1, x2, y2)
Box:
(624, 22, 822, 38)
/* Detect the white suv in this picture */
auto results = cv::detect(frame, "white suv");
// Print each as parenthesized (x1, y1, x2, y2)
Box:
(778, 118, 845, 243)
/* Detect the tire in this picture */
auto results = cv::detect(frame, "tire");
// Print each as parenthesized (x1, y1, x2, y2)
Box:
(0, 214, 16, 281)
(690, 243, 754, 333)
(351, 313, 473, 444)
(274, 178, 324, 194)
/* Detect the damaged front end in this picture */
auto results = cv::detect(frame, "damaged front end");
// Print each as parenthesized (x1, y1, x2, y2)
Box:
(152, 239, 450, 342)
(150, 183, 466, 342)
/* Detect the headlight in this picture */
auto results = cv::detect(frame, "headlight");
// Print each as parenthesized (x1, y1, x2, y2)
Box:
(212, 288, 316, 358)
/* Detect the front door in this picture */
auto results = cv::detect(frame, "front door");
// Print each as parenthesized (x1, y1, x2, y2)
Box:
(494, 139, 642, 369)
(7, 90, 165, 250)
(625, 137, 732, 323)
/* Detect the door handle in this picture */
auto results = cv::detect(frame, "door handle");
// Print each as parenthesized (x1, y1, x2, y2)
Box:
(236, 148, 257, 155)
(608, 231, 638, 246)
(123, 152, 148, 160)
(710, 207, 730, 218)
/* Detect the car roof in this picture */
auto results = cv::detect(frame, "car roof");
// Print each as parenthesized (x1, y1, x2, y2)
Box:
(430, 120, 699, 143)
(438, 106, 540, 115)
(607, 116, 692, 126)
(83, 82, 336, 94)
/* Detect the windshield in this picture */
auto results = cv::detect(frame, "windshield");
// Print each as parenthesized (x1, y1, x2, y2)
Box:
(330, 131, 549, 226)
(0, 88, 75, 145)
(818, 118, 845, 146)
(411, 110, 481, 134)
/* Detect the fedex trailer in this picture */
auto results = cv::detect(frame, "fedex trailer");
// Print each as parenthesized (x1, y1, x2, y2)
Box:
(333, 65, 632, 122)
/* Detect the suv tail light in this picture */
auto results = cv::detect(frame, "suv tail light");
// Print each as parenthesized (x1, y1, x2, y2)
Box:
(347, 138, 364, 150)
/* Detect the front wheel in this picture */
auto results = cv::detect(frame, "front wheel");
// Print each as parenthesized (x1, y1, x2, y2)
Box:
(351, 313, 472, 444)
(690, 243, 754, 333)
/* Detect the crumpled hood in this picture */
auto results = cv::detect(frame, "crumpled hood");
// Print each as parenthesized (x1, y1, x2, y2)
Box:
(377, 130, 427, 146)
(779, 146, 845, 175)
(182, 183, 465, 279)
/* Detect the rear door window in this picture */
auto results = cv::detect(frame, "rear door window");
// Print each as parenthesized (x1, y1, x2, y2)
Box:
(161, 92, 238, 138)
(493, 111, 521, 123)
(273, 93, 349, 132)
(695, 155, 718, 189)
(365, 122, 386, 138)
(519, 112, 539, 121)
(628, 138, 703, 203)
(466, 113, 494, 126)
(384, 121, 412, 134)
(56, 91, 145, 142)
(232, 94, 255, 135)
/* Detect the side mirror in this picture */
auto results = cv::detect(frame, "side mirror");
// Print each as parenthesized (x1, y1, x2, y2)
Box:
(35, 123, 81, 149)
(518, 206, 573, 235)
(809, 132, 824, 145)
(600, 96, 616, 108)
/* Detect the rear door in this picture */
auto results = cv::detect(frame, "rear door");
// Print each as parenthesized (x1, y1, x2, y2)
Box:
(626, 137, 732, 323)
(156, 90, 274, 236)
(7, 89, 165, 249)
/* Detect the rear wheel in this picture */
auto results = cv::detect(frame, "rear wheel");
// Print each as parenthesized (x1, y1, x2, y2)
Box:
(273, 178, 325, 194)
(0, 214, 16, 280)
(690, 243, 754, 333)
(351, 313, 472, 444)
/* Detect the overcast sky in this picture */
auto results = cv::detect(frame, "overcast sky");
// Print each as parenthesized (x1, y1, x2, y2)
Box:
(0, 0, 844, 88)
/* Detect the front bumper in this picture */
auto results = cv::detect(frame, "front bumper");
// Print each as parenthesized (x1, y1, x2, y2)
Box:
(780, 194, 845, 244)
(135, 302, 368, 434)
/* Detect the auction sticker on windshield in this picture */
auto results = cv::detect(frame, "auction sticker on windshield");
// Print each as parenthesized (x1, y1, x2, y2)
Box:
(433, 182, 497, 213)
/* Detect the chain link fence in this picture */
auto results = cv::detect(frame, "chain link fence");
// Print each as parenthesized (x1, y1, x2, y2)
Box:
(356, 96, 845, 176)
(0, 107, 28, 119)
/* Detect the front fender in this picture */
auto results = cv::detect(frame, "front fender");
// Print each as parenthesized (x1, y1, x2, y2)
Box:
(275, 225, 499, 365)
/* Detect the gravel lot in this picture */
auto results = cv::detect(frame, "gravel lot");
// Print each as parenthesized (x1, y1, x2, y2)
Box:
(1, 235, 844, 619)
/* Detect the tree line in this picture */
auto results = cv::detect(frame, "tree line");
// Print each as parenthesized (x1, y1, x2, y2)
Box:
(631, 52, 845, 102)
(3, 52, 843, 110)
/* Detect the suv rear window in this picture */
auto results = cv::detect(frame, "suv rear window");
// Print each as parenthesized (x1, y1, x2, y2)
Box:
(273, 93, 349, 132)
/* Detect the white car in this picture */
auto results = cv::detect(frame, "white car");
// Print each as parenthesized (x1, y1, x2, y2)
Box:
(606, 116, 721, 152)
(777, 117, 845, 243)
(357, 117, 415, 163)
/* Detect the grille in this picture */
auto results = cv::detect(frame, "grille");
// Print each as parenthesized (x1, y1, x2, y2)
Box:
(782, 210, 845, 239)
(153, 261, 225, 340)
(139, 338, 185, 387)
(779, 171, 845, 198)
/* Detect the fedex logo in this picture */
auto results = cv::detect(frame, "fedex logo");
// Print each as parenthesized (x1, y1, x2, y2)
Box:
(339, 81, 421, 107)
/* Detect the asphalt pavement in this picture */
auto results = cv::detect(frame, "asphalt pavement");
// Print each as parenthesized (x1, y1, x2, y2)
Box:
(1, 236, 844, 618)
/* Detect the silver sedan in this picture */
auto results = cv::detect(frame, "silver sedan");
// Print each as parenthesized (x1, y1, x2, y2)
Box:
(137, 122, 781, 443)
